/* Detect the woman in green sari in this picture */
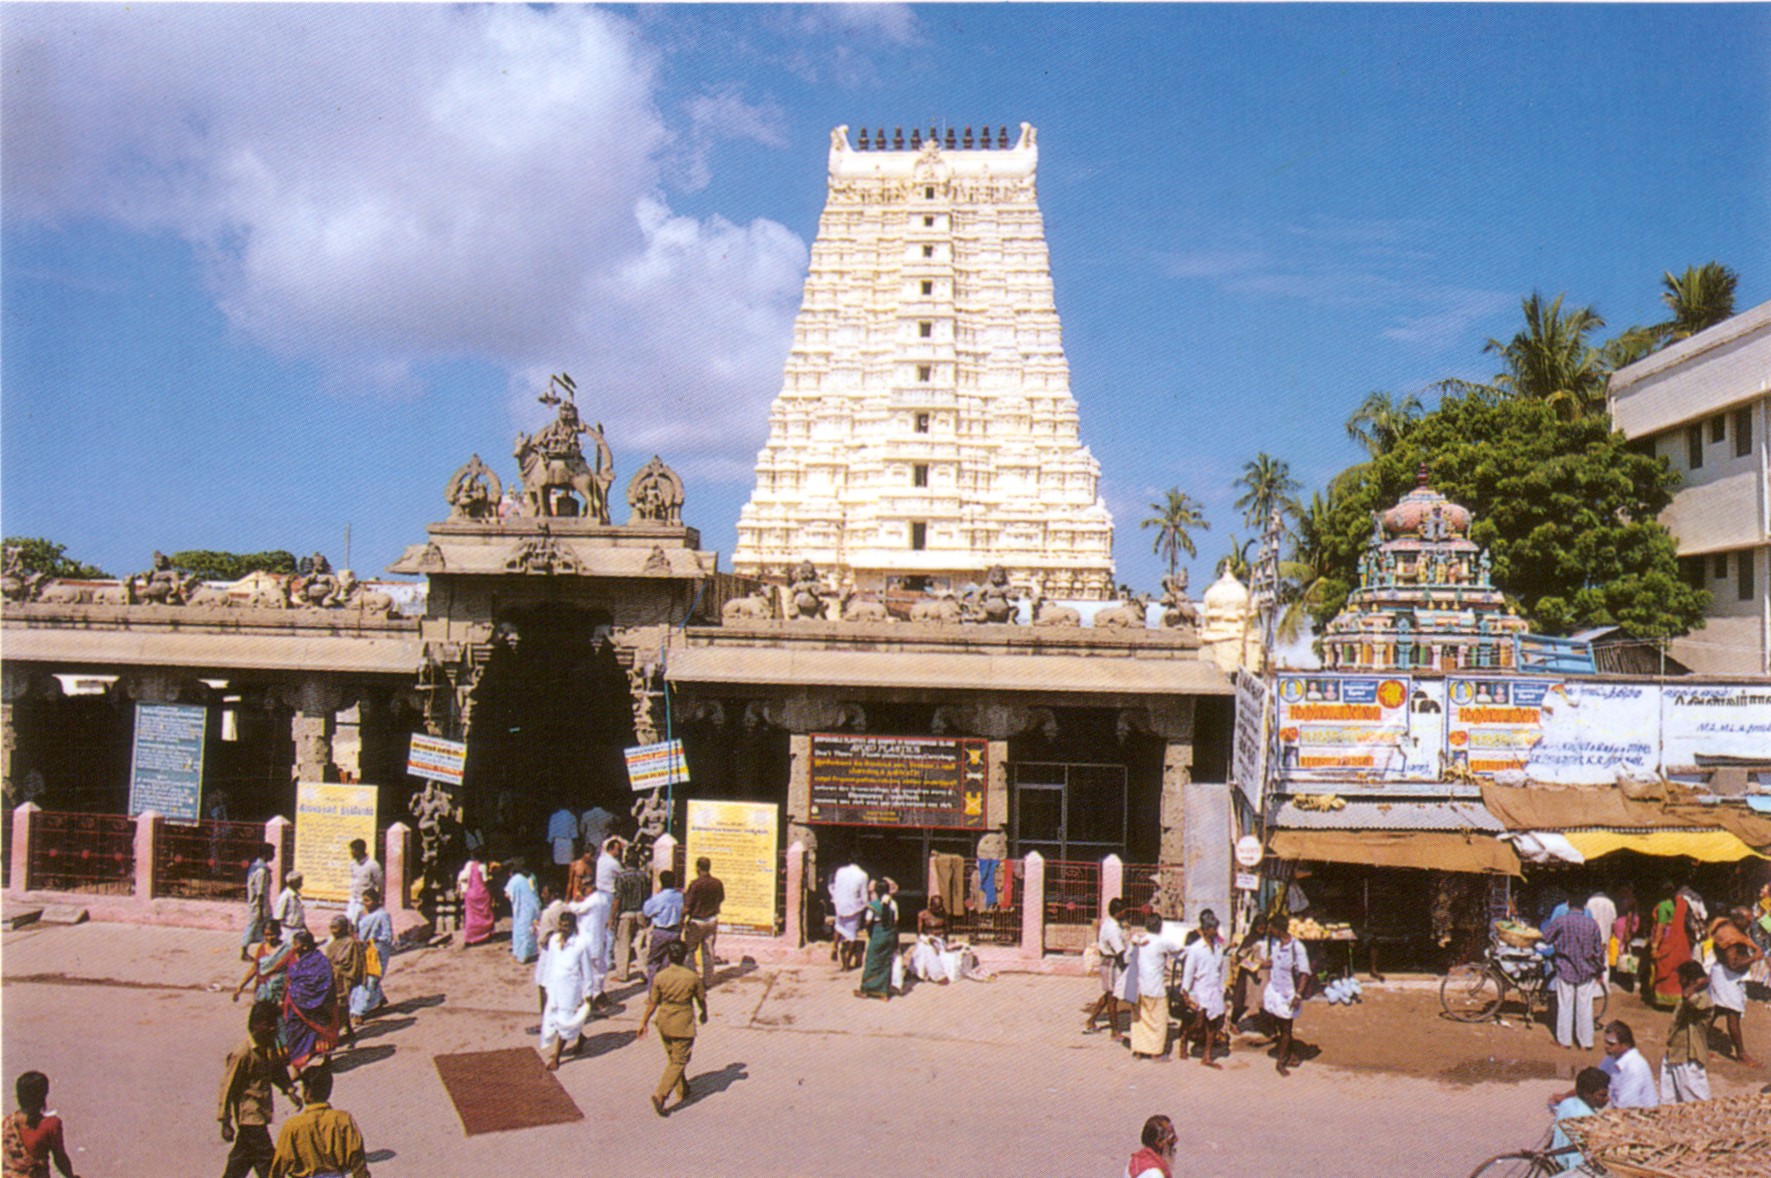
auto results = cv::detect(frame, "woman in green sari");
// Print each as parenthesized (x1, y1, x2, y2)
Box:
(855, 878, 900, 1001)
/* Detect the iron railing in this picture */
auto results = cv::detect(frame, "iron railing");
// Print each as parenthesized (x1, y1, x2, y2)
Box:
(154, 818, 265, 900)
(954, 858, 1020, 945)
(1044, 859, 1101, 926)
(29, 811, 134, 895)
(1121, 863, 1162, 920)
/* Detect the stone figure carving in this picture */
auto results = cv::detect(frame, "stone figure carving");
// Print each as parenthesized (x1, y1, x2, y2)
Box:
(1027, 582, 1080, 627)
(1, 547, 45, 603)
(628, 663, 659, 745)
(335, 570, 394, 614)
(630, 788, 670, 868)
(721, 584, 775, 622)
(1159, 571, 1198, 631)
(408, 779, 459, 912)
(133, 551, 198, 606)
(288, 553, 344, 608)
(837, 583, 890, 623)
(1094, 592, 1151, 630)
(970, 565, 1018, 624)
(786, 560, 827, 621)
(445, 454, 503, 522)
(504, 532, 583, 577)
(513, 373, 614, 521)
(909, 590, 963, 624)
(625, 455, 685, 526)
(36, 580, 133, 606)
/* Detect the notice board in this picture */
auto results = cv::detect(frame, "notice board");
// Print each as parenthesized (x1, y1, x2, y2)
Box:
(685, 800, 778, 935)
(128, 702, 207, 820)
(294, 782, 379, 903)
(808, 734, 986, 829)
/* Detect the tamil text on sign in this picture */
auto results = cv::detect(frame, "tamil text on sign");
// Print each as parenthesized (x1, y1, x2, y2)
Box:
(685, 800, 778, 936)
(809, 734, 986, 829)
(626, 739, 688, 792)
(407, 734, 466, 786)
(129, 702, 207, 821)
(294, 782, 379, 904)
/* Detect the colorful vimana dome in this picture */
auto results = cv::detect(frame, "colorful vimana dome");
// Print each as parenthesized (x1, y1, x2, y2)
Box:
(1321, 467, 1528, 673)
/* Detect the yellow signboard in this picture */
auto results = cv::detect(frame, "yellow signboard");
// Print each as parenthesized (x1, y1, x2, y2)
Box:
(294, 782, 379, 904)
(685, 800, 778, 936)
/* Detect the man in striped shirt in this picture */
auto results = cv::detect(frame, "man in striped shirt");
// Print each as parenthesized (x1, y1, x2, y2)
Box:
(1541, 900, 1606, 1050)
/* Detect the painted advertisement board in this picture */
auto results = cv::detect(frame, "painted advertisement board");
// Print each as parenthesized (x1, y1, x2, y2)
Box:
(294, 782, 379, 903)
(808, 734, 986, 829)
(1275, 675, 1441, 781)
(128, 703, 207, 820)
(685, 800, 779, 936)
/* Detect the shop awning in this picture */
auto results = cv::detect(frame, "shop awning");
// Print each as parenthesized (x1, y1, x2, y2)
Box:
(1268, 829, 1522, 876)
(1479, 782, 1771, 855)
(1561, 829, 1767, 863)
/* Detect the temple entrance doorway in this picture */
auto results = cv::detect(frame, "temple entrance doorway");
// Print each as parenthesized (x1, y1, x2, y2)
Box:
(460, 604, 634, 859)
(1009, 761, 1127, 863)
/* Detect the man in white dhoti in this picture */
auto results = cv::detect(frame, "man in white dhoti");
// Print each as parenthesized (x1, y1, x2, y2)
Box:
(1262, 919, 1311, 1076)
(566, 886, 613, 1010)
(538, 911, 595, 1070)
(831, 862, 869, 971)
(1178, 909, 1230, 1068)
(1126, 913, 1182, 1059)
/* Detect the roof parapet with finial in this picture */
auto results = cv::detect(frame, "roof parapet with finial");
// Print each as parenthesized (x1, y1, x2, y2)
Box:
(829, 122, 1037, 181)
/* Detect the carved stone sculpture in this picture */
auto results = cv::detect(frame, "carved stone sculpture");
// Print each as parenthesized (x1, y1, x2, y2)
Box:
(626, 455, 685, 526)
(1159, 570, 1198, 631)
(721, 584, 775, 622)
(289, 553, 344, 608)
(909, 591, 963, 624)
(445, 454, 503, 522)
(970, 564, 1018, 624)
(1094, 592, 1151, 630)
(513, 373, 614, 522)
(504, 531, 583, 577)
(133, 551, 198, 606)
(0, 547, 45, 604)
(786, 560, 827, 620)
(336, 570, 394, 614)
(837, 584, 890, 622)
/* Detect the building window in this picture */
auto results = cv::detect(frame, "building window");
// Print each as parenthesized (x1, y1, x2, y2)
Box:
(913, 463, 929, 487)
(1743, 552, 1758, 601)
(923, 215, 935, 227)
(919, 321, 932, 338)
(914, 412, 930, 433)
(1713, 553, 1729, 579)
(910, 522, 927, 550)
(1709, 415, 1726, 444)
(1737, 407, 1754, 458)
(917, 364, 932, 382)
(1687, 424, 1704, 469)
(922, 244, 934, 258)
(1679, 556, 1704, 590)
(924, 186, 935, 199)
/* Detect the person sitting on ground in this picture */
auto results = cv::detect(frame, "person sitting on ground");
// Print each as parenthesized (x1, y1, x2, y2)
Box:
(1599, 1020, 1657, 1109)
(1547, 1066, 1611, 1173)
(1085, 898, 1129, 1039)
(1660, 960, 1713, 1104)
(1123, 1114, 1177, 1178)
(1708, 906, 1761, 1066)
(270, 1064, 370, 1178)
(2, 1071, 80, 1178)
(909, 895, 968, 986)
(235, 918, 292, 1007)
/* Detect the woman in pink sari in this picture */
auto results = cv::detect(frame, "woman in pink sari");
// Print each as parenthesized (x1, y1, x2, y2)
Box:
(458, 849, 495, 947)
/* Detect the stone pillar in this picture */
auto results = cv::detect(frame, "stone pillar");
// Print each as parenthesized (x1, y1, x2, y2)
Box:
(385, 822, 411, 912)
(134, 810, 162, 900)
(1101, 853, 1123, 916)
(265, 815, 293, 895)
(652, 832, 677, 891)
(785, 841, 806, 946)
(985, 739, 1009, 832)
(1158, 739, 1193, 916)
(786, 734, 812, 825)
(1020, 850, 1045, 960)
(292, 711, 337, 785)
(10, 802, 39, 893)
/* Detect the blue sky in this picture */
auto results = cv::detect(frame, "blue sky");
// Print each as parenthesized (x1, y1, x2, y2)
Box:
(6, 4, 1768, 593)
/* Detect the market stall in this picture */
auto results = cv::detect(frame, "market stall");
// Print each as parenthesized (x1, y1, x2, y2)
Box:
(1562, 1092, 1771, 1178)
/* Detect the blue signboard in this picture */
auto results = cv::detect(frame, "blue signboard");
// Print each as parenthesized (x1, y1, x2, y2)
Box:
(128, 702, 207, 820)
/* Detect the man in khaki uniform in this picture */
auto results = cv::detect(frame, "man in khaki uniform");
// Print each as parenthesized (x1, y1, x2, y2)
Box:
(635, 938, 707, 1117)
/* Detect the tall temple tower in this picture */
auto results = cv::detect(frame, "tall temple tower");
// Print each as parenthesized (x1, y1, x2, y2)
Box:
(732, 123, 1115, 599)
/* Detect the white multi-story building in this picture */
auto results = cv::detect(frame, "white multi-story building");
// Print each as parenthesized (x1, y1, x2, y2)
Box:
(732, 124, 1115, 599)
(1609, 300, 1771, 675)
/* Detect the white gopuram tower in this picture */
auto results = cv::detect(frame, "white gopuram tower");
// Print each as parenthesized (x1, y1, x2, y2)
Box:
(732, 123, 1116, 600)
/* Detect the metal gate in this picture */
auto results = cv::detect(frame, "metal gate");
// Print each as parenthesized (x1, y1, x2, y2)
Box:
(1009, 761, 1127, 862)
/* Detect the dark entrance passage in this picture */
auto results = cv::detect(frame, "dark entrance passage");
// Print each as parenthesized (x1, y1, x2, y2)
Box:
(461, 605, 634, 858)
(813, 824, 978, 929)
(1010, 761, 1127, 863)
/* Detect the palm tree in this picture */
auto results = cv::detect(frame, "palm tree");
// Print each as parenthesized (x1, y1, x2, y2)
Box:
(1233, 453, 1300, 530)
(1277, 492, 1337, 644)
(1345, 390, 1425, 458)
(1660, 262, 1738, 340)
(1215, 535, 1255, 580)
(1483, 292, 1608, 418)
(1140, 488, 1209, 579)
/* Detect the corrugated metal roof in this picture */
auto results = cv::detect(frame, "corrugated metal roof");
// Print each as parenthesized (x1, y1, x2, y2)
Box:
(1273, 798, 1504, 833)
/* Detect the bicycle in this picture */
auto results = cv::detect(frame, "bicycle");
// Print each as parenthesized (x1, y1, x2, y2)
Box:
(1467, 1128, 1604, 1177)
(1439, 938, 1609, 1032)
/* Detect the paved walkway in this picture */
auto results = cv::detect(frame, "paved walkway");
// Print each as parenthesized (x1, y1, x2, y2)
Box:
(3, 922, 1765, 1175)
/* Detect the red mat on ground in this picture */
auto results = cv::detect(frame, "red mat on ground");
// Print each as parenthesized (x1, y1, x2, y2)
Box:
(434, 1047, 584, 1136)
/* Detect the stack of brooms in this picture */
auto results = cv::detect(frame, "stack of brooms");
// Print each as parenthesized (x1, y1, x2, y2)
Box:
(1561, 1094, 1771, 1177)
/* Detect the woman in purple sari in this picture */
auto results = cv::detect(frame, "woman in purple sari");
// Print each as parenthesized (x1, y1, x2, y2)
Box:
(281, 929, 339, 1072)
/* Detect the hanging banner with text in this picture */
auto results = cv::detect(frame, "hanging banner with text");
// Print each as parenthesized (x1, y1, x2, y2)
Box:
(808, 734, 987, 829)
(626, 739, 689, 792)
(1275, 676, 1442, 781)
(1661, 684, 1771, 767)
(128, 702, 207, 821)
(407, 734, 466, 786)
(1231, 670, 1272, 809)
(685, 800, 779, 936)
(294, 782, 380, 904)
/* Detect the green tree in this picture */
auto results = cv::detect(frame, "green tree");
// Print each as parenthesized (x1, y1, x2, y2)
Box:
(1277, 492, 1349, 645)
(2, 537, 107, 579)
(1309, 392, 1708, 639)
(1233, 452, 1301, 530)
(1140, 488, 1209, 578)
(1344, 390, 1424, 459)
(1660, 261, 1739, 340)
(1480, 292, 1609, 419)
(1215, 534, 1255, 580)
(167, 549, 298, 581)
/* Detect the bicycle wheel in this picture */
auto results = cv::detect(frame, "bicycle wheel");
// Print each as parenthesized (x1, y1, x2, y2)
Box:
(1467, 1150, 1558, 1178)
(1441, 963, 1504, 1022)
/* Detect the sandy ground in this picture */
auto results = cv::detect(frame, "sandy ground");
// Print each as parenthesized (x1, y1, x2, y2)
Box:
(2, 921, 1765, 1176)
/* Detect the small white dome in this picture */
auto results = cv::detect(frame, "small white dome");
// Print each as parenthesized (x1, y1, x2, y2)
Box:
(1203, 570, 1250, 610)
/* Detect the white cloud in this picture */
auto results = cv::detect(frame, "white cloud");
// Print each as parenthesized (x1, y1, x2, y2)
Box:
(4, 5, 807, 463)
